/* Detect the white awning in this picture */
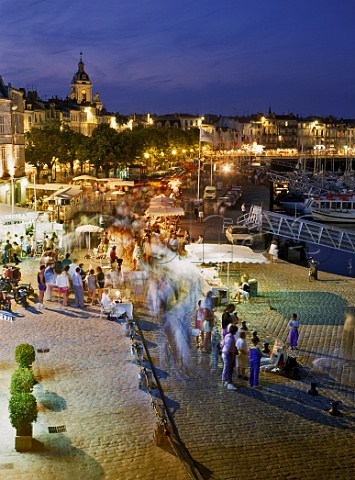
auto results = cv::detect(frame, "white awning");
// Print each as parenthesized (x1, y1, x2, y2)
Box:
(185, 244, 268, 264)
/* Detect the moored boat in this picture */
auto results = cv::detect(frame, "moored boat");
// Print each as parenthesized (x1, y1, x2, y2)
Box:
(305, 194, 355, 223)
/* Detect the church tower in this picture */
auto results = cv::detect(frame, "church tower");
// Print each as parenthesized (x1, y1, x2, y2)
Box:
(70, 53, 92, 104)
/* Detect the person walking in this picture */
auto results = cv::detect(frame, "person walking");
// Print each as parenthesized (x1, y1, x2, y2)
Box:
(37, 265, 46, 309)
(249, 337, 263, 388)
(289, 313, 299, 350)
(56, 265, 70, 306)
(221, 324, 238, 390)
(268, 240, 279, 264)
(72, 267, 85, 308)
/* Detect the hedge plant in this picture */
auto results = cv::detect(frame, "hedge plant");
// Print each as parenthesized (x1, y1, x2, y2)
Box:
(9, 392, 38, 435)
(15, 344, 36, 369)
(10, 368, 35, 395)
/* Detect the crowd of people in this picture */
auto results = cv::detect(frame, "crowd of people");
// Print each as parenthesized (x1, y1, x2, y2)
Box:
(193, 297, 300, 390)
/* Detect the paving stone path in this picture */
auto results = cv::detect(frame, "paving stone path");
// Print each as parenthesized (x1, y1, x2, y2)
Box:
(0, 254, 354, 479)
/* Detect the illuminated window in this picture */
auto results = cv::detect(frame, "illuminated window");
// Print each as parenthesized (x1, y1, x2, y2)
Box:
(0, 116, 4, 133)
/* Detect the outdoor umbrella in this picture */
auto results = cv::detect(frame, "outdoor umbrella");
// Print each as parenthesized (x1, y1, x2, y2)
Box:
(75, 224, 102, 250)
(72, 175, 98, 181)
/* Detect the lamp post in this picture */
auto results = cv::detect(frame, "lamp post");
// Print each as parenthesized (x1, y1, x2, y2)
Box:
(196, 117, 205, 201)
(11, 176, 15, 215)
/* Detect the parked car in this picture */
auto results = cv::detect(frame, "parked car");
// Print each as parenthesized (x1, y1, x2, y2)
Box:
(204, 186, 217, 200)
(225, 225, 254, 246)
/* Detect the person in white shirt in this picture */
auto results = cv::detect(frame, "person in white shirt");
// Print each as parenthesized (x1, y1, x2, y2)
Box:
(68, 259, 80, 278)
(56, 266, 70, 306)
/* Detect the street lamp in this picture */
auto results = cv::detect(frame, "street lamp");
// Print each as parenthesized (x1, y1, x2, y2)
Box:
(197, 117, 205, 201)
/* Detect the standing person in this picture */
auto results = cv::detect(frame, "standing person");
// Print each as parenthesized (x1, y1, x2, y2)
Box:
(44, 262, 56, 302)
(194, 206, 199, 222)
(241, 202, 246, 215)
(268, 240, 279, 264)
(56, 265, 70, 306)
(96, 266, 105, 300)
(211, 324, 222, 372)
(289, 313, 299, 350)
(201, 291, 214, 352)
(87, 269, 98, 304)
(110, 245, 118, 268)
(61, 253, 72, 268)
(193, 300, 204, 348)
(221, 324, 238, 390)
(236, 331, 249, 380)
(221, 304, 238, 338)
(71, 267, 85, 308)
(249, 337, 263, 388)
(37, 265, 46, 309)
(68, 258, 80, 278)
(198, 207, 204, 223)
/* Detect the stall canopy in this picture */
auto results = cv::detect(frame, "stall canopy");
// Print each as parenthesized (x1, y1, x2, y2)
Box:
(185, 244, 268, 264)
(146, 206, 185, 218)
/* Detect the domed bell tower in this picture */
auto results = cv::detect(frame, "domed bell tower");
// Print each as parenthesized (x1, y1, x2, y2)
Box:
(70, 53, 93, 104)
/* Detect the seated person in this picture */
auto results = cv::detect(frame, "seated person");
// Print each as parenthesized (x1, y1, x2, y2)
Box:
(167, 233, 179, 252)
(233, 281, 250, 303)
(101, 289, 112, 310)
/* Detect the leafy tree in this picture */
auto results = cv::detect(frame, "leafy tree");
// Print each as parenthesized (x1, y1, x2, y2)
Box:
(88, 124, 120, 176)
(25, 121, 63, 179)
(57, 124, 85, 175)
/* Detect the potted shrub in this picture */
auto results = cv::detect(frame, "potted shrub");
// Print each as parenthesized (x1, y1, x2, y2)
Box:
(15, 344, 35, 369)
(10, 368, 35, 395)
(9, 392, 38, 451)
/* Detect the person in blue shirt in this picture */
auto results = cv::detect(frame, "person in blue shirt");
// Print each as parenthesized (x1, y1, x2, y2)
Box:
(249, 337, 263, 387)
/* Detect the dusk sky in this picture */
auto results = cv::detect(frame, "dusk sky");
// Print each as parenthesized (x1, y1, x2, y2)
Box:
(2, 0, 355, 118)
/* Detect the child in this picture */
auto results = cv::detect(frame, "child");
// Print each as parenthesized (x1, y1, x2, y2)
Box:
(249, 337, 263, 388)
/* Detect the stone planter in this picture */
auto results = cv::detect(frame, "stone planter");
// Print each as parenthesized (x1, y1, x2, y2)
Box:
(15, 424, 33, 452)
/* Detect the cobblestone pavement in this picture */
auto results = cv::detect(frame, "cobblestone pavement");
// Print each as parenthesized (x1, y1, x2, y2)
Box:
(0, 258, 190, 480)
(135, 259, 355, 480)
(1, 249, 354, 479)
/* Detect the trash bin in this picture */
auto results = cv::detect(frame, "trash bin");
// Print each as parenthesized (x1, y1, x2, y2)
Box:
(249, 280, 258, 298)
(212, 288, 229, 306)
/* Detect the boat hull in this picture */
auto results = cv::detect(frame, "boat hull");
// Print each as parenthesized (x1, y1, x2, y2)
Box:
(311, 209, 355, 223)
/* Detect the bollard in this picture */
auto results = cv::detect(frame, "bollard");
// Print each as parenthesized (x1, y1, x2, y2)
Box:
(154, 422, 172, 448)
(131, 341, 144, 364)
(125, 322, 131, 337)
(126, 320, 136, 338)
(308, 382, 319, 396)
(138, 369, 153, 390)
(136, 342, 144, 363)
(329, 401, 342, 416)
